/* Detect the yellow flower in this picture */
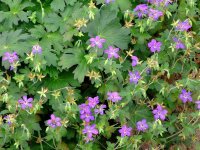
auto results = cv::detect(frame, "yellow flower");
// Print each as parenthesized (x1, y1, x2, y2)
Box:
(88, 0, 96, 9)
(74, 18, 88, 29)
(37, 87, 48, 98)
(36, 74, 45, 81)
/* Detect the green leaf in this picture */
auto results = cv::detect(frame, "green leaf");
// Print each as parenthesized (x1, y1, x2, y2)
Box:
(59, 48, 88, 83)
(116, 0, 132, 11)
(44, 72, 80, 90)
(51, 0, 66, 11)
(84, 6, 130, 49)
(0, 30, 30, 55)
(44, 13, 63, 32)
(0, 0, 34, 28)
(132, 105, 153, 123)
(42, 50, 58, 67)
(73, 59, 88, 83)
(30, 26, 64, 51)
(58, 48, 83, 69)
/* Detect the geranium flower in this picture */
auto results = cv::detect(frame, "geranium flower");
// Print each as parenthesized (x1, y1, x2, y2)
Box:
(176, 20, 191, 31)
(119, 125, 132, 137)
(107, 92, 122, 102)
(82, 124, 98, 142)
(2, 52, 18, 63)
(89, 36, 106, 49)
(32, 44, 42, 54)
(134, 4, 148, 18)
(129, 71, 141, 84)
(88, 96, 99, 108)
(148, 9, 163, 20)
(136, 119, 149, 132)
(94, 104, 107, 115)
(131, 56, 139, 67)
(18, 96, 33, 110)
(104, 46, 120, 59)
(47, 114, 62, 128)
(148, 39, 162, 52)
(179, 89, 193, 103)
(152, 105, 168, 120)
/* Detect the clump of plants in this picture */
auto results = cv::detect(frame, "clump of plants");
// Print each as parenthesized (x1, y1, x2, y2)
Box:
(0, 0, 200, 149)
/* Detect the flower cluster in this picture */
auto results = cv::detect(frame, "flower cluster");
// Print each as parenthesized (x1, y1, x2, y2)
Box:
(134, 4, 148, 18)
(119, 119, 149, 137)
(79, 103, 94, 122)
(147, 0, 172, 6)
(89, 36, 120, 59)
(134, 3, 163, 20)
(2, 44, 43, 71)
(79, 96, 107, 142)
(82, 124, 99, 142)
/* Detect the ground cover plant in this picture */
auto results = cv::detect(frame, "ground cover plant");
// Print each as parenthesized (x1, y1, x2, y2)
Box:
(0, 0, 200, 149)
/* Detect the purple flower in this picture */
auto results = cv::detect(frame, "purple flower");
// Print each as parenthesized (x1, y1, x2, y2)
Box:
(47, 114, 62, 128)
(79, 104, 91, 114)
(147, 0, 172, 6)
(104, 46, 120, 59)
(146, 68, 151, 74)
(79, 103, 94, 122)
(4, 115, 13, 125)
(2, 52, 18, 63)
(152, 105, 168, 120)
(119, 125, 132, 137)
(176, 20, 191, 31)
(107, 92, 122, 102)
(148, 39, 162, 52)
(173, 37, 185, 49)
(179, 89, 193, 103)
(82, 124, 98, 142)
(129, 71, 141, 84)
(148, 9, 163, 21)
(88, 96, 99, 108)
(136, 119, 149, 132)
(32, 44, 42, 54)
(134, 4, 148, 18)
(105, 0, 115, 4)
(89, 36, 106, 49)
(94, 104, 107, 115)
(195, 101, 200, 110)
(80, 112, 95, 122)
(18, 96, 33, 110)
(131, 56, 139, 67)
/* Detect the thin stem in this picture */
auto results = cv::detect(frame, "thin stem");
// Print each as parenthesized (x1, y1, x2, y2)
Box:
(32, 135, 55, 149)
(37, 0, 45, 23)
(52, 138, 57, 149)
(38, 131, 43, 150)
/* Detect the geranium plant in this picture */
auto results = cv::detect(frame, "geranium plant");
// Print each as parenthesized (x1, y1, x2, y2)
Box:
(0, 0, 200, 149)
